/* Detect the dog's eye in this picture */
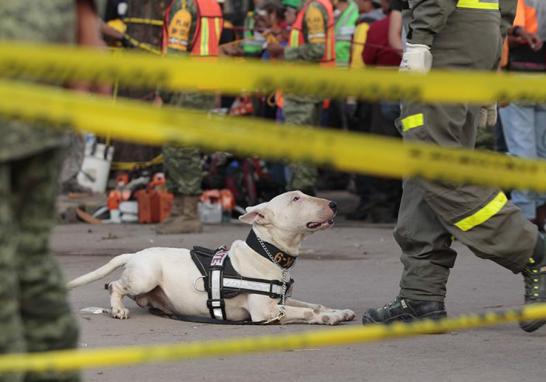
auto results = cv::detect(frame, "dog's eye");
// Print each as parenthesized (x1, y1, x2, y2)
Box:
(292, 196, 300, 202)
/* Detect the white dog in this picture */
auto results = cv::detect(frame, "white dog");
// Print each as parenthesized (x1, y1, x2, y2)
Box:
(67, 191, 356, 325)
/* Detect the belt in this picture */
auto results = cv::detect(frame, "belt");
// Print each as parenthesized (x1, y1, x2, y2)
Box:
(456, 0, 499, 10)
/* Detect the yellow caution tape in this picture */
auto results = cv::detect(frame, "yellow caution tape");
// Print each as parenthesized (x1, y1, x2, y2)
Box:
(3, 80, 546, 192)
(0, 303, 544, 373)
(2, 42, 546, 103)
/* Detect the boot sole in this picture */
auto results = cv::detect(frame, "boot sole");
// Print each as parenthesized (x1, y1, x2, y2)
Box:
(519, 320, 546, 333)
(362, 311, 447, 325)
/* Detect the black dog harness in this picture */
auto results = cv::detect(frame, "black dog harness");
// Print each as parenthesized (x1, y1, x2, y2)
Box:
(190, 229, 297, 321)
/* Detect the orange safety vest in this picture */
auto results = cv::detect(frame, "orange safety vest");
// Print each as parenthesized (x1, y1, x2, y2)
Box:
(163, 0, 223, 56)
(289, 0, 335, 66)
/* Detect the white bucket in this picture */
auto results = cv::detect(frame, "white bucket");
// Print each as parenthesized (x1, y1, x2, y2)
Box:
(77, 142, 114, 193)
(198, 202, 222, 224)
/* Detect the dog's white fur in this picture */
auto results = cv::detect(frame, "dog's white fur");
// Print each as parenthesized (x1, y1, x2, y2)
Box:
(67, 191, 356, 325)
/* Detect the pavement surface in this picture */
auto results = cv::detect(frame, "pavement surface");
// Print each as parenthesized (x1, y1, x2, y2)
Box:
(54, 210, 546, 382)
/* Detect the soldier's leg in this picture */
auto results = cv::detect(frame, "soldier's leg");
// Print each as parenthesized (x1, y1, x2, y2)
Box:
(411, 103, 545, 332)
(158, 145, 203, 234)
(363, 101, 536, 325)
(0, 162, 25, 382)
(362, 174, 451, 323)
(163, 145, 203, 197)
(284, 97, 319, 193)
(12, 149, 80, 382)
(395, 178, 457, 302)
(157, 92, 212, 234)
(403, 102, 537, 273)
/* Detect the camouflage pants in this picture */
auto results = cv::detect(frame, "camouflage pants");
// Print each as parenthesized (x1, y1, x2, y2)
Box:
(283, 97, 322, 192)
(0, 148, 79, 382)
(162, 92, 215, 196)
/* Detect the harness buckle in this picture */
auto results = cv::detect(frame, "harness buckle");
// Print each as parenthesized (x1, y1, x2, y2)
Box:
(193, 276, 206, 292)
(269, 281, 282, 299)
(207, 298, 225, 310)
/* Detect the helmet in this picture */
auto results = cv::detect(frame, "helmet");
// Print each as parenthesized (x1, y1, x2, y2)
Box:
(282, 0, 303, 10)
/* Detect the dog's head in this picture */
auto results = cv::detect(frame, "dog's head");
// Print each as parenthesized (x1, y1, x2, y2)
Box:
(239, 191, 337, 245)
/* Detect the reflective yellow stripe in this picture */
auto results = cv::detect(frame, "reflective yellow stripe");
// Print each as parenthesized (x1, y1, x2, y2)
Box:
(456, 0, 499, 10)
(200, 18, 209, 56)
(290, 30, 300, 48)
(401, 113, 424, 132)
(455, 192, 507, 232)
(214, 18, 222, 39)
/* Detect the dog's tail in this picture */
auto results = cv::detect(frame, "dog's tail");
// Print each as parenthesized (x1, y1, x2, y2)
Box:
(67, 253, 134, 289)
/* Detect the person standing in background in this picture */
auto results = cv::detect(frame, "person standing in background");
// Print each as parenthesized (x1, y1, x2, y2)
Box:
(499, 0, 546, 231)
(323, 0, 358, 135)
(266, 0, 336, 195)
(157, 0, 223, 234)
(346, 0, 385, 221)
(357, 0, 402, 224)
(334, 0, 359, 67)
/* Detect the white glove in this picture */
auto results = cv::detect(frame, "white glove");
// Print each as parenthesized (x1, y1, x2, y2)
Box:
(478, 104, 497, 129)
(400, 43, 433, 73)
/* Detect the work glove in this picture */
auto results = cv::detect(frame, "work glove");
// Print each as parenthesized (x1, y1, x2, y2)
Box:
(400, 43, 433, 73)
(478, 104, 497, 129)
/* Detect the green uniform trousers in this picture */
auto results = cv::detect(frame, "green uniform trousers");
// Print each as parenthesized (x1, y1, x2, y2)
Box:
(0, 148, 79, 382)
(395, 8, 538, 302)
(162, 92, 215, 196)
(284, 96, 322, 191)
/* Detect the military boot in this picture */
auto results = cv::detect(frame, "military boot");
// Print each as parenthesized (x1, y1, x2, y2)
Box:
(156, 195, 203, 234)
(519, 236, 546, 332)
(362, 297, 446, 325)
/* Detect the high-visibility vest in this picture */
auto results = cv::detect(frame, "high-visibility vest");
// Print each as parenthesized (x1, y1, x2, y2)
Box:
(289, 0, 336, 66)
(334, 0, 359, 66)
(349, 21, 369, 69)
(242, 12, 263, 56)
(163, 0, 223, 56)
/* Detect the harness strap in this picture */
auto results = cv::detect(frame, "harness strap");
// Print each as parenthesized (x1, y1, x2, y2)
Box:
(223, 278, 284, 297)
(207, 247, 230, 320)
(189, 243, 294, 323)
(149, 307, 268, 325)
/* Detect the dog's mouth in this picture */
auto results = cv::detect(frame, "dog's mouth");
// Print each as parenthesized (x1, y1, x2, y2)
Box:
(306, 216, 335, 230)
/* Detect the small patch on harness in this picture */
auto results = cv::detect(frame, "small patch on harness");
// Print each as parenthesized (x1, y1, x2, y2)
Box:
(210, 249, 229, 266)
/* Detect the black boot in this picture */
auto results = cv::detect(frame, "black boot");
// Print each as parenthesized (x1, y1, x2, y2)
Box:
(362, 297, 447, 325)
(519, 237, 546, 332)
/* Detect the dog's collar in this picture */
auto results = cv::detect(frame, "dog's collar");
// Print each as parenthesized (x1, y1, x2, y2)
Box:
(245, 229, 297, 269)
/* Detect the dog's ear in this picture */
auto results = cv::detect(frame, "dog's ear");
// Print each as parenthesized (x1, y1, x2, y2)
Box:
(239, 202, 273, 225)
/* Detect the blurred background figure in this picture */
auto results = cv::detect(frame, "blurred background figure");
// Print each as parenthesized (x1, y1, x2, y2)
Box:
(320, 0, 358, 139)
(347, 0, 402, 223)
(157, 0, 223, 234)
(334, 0, 359, 67)
(266, 0, 335, 195)
(499, 0, 546, 231)
(355, 0, 402, 224)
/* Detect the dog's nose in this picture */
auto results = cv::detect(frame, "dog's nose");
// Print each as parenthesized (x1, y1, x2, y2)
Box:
(328, 201, 337, 211)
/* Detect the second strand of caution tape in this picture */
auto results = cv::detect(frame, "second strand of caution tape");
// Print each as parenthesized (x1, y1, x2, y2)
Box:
(2, 80, 546, 192)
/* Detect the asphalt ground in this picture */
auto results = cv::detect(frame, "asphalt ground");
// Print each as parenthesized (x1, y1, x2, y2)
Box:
(53, 216, 546, 382)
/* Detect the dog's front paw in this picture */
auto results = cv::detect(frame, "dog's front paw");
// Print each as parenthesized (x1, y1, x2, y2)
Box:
(111, 307, 130, 319)
(340, 309, 356, 322)
(317, 312, 344, 326)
